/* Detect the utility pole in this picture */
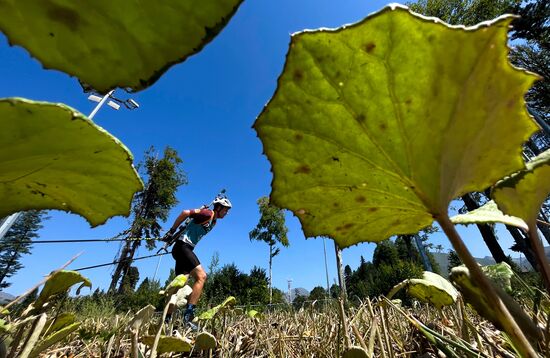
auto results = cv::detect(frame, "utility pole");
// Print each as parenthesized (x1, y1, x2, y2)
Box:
(287, 279, 293, 303)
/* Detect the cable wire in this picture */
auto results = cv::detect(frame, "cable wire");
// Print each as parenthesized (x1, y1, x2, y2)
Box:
(73, 252, 170, 272)
(22, 237, 162, 244)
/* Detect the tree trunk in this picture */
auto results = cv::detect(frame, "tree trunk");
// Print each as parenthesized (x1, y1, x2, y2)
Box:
(268, 243, 273, 304)
(537, 212, 550, 246)
(334, 242, 347, 301)
(109, 241, 131, 292)
(412, 235, 434, 271)
(118, 240, 141, 293)
(462, 194, 509, 263)
(507, 225, 539, 270)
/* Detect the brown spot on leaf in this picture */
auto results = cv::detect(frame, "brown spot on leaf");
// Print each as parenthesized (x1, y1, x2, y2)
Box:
(47, 5, 81, 31)
(344, 223, 355, 229)
(295, 133, 303, 141)
(333, 202, 339, 208)
(293, 69, 304, 81)
(294, 165, 311, 174)
(356, 196, 366, 203)
(368, 207, 378, 213)
(405, 99, 412, 105)
(379, 123, 387, 130)
(364, 42, 376, 53)
(356, 113, 366, 122)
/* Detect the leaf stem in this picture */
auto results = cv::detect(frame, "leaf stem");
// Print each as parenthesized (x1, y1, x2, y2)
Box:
(527, 220, 550, 295)
(436, 213, 538, 358)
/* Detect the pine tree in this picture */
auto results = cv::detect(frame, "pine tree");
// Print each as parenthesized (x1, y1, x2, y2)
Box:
(110, 146, 187, 292)
(0, 211, 47, 289)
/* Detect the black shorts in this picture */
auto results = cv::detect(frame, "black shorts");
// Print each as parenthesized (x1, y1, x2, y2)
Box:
(171, 241, 200, 275)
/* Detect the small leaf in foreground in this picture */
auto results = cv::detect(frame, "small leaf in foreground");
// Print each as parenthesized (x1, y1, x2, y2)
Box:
(141, 335, 192, 354)
(451, 200, 528, 230)
(387, 271, 457, 309)
(493, 149, 550, 225)
(0, 98, 143, 226)
(35, 270, 91, 309)
(195, 331, 217, 351)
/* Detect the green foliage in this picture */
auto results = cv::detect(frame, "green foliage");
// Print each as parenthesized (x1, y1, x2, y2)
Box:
(346, 241, 424, 303)
(132, 147, 188, 248)
(0, 211, 48, 289)
(119, 266, 140, 295)
(111, 147, 187, 291)
(329, 284, 341, 299)
(0, 99, 143, 226)
(249, 197, 289, 249)
(203, 264, 271, 307)
(373, 241, 399, 267)
(407, 0, 519, 26)
(308, 286, 328, 301)
(0, 0, 244, 93)
(448, 250, 463, 274)
(254, 5, 538, 248)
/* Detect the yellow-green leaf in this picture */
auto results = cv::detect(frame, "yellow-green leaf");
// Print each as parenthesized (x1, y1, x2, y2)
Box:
(493, 149, 550, 225)
(161, 274, 188, 297)
(0, 0, 244, 93)
(141, 335, 192, 354)
(44, 312, 76, 336)
(195, 332, 217, 351)
(29, 322, 81, 358)
(388, 271, 457, 309)
(35, 270, 91, 309)
(0, 98, 143, 226)
(254, 5, 538, 248)
(198, 296, 236, 320)
(451, 200, 528, 230)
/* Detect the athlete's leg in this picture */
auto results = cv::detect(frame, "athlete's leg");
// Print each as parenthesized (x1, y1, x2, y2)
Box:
(187, 264, 207, 305)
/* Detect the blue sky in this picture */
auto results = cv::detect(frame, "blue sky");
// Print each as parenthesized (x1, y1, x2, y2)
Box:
(0, 0, 525, 296)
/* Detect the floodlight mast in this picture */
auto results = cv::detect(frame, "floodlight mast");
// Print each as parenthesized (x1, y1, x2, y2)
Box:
(88, 90, 115, 120)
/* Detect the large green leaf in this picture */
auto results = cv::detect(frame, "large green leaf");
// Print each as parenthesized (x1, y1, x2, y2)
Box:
(254, 5, 538, 248)
(387, 271, 458, 309)
(141, 335, 192, 354)
(35, 270, 91, 309)
(0, 98, 143, 226)
(450, 200, 528, 230)
(492, 149, 550, 224)
(0, 0, 244, 93)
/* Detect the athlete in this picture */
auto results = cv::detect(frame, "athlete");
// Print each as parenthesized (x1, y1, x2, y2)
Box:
(165, 195, 232, 328)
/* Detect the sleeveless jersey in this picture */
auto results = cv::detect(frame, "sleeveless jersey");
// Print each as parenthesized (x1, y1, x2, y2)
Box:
(179, 209, 216, 247)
